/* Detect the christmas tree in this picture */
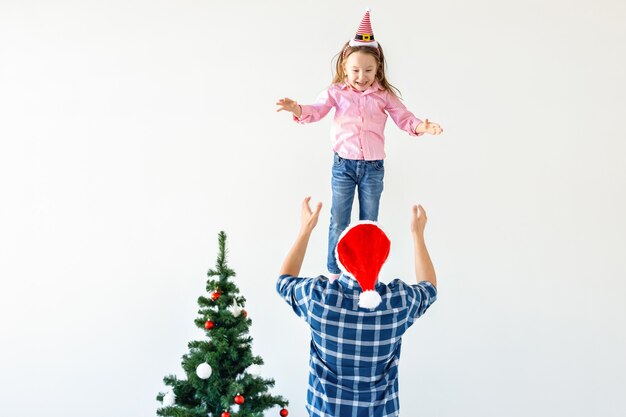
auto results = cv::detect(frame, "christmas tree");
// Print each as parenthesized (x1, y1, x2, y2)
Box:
(157, 231, 289, 417)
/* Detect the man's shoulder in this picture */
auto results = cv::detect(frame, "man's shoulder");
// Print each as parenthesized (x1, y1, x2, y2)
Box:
(383, 278, 412, 291)
(382, 279, 437, 299)
(277, 274, 329, 289)
(385, 278, 436, 290)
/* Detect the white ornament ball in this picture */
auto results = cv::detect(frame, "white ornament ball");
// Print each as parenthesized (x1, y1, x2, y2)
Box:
(163, 390, 175, 406)
(196, 363, 212, 379)
(230, 304, 243, 317)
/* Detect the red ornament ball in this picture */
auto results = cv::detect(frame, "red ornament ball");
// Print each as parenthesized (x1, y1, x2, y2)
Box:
(211, 291, 221, 301)
(221, 412, 231, 417)
(242, 309, 248, 318)
(234, 394, 245, 405)
(204, 320, 215, 330)
(280, 408, 289, 417)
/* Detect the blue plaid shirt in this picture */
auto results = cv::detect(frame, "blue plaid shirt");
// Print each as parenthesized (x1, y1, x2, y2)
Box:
(277, 273, 437, 417)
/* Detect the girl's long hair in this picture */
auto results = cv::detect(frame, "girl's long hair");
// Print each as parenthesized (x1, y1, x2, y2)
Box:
(332, 41, 401, 98)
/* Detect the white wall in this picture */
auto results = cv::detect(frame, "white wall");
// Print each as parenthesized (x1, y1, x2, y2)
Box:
(1, 1, 625, 416)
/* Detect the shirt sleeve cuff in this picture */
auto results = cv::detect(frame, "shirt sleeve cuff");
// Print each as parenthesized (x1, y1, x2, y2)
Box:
(417, 280, 437, 297)
(410, 118, 425, 137)
(293, 105, 311, 124)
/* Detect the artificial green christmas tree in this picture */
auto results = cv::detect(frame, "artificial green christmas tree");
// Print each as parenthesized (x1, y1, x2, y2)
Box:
(157, 232, 289, 417)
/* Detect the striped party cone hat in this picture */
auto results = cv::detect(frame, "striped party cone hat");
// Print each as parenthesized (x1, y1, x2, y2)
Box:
(349, 8, 378, 48)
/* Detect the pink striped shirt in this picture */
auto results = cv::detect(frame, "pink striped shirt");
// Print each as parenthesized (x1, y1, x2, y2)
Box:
(294, 82, 423, 160)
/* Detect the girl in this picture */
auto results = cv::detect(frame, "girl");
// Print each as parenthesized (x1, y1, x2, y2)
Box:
(276, 9, 443, 279)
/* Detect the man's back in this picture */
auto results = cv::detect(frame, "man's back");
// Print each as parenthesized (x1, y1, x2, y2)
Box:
(277, 273, 437, 417)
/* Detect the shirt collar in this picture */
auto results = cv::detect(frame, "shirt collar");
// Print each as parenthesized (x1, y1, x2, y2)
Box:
(338, 273, 359, 289)
(338, 273, 383, 290)
(340, 81, 383, 95)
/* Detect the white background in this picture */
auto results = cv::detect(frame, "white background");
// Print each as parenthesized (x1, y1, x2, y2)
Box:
(1, 1, 625, 416)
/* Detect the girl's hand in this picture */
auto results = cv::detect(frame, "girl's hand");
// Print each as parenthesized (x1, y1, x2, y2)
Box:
(415, 119, 443, 135)
(276, 97, 302, 117)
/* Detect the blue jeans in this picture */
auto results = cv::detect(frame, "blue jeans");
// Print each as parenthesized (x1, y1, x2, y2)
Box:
(327, 153, 385, 274)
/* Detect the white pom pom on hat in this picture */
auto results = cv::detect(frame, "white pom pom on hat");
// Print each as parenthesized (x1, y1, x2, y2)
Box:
(335, 220, 390, 309)
(358, 289, 383, 309)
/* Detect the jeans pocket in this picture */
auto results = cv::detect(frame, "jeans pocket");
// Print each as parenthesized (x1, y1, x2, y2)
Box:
(372, 160, 384, 171)
(333, 153, 344, 166)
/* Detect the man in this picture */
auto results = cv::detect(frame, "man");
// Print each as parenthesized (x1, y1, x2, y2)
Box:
(276, 197, 438, 417)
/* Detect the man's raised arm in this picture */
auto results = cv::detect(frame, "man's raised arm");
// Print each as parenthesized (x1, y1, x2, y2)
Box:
(279, 197, 323, 277)
(411, 204, 437, 288)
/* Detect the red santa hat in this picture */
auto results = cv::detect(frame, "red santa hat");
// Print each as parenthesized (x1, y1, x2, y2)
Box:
(336, 221, 390, 309)
(348, 8, 379, 49)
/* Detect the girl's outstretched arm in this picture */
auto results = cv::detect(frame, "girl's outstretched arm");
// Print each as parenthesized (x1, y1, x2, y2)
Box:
(278, 89, 335, 123)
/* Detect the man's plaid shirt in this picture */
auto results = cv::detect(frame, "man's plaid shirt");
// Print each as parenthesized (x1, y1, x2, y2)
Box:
(277, 273, 437, 417)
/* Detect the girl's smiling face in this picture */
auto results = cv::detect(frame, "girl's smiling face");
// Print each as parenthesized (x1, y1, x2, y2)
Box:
(343, 51, 378, 92)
